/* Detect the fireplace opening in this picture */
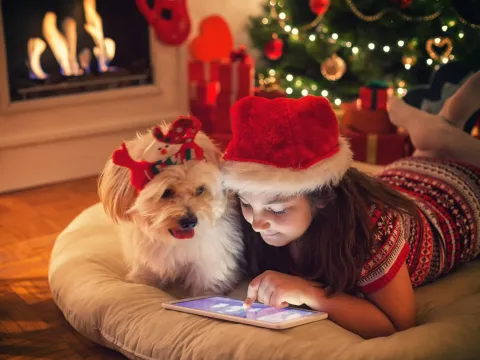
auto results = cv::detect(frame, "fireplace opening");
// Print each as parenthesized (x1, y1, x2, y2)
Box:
(2, 0, 153, 102)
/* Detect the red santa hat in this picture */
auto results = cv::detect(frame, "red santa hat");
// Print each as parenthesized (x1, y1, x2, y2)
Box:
(222, 95, 353, 194)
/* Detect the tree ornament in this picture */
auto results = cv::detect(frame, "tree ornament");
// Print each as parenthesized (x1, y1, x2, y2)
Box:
(264, 34, 284, 61)
(425, 37, 453, 61)
(321, 53, 346, 81)
(392, 0, 412, 9)
(309, 0, 330, 16)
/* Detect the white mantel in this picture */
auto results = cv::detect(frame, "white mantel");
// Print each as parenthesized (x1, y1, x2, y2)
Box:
(0, 14, 188, 193)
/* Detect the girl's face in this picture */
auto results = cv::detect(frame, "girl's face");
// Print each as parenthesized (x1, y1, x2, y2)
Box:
(238, 192, 313, 247)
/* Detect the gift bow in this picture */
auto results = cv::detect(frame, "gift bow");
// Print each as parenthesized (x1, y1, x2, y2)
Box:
(366, 80, 389, 89)
(230, 46, 248, 63)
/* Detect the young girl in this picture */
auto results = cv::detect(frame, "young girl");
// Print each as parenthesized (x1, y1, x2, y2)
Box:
(222, 72, 480, 339)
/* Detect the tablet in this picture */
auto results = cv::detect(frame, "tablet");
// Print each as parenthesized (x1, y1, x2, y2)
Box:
(162, 295, 328, 330)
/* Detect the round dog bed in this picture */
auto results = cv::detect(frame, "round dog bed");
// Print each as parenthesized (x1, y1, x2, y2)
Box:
(49, 203, 480, 360)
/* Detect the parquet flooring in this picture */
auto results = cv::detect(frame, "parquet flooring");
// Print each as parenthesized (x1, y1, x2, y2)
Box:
(0, 177, 126, 359)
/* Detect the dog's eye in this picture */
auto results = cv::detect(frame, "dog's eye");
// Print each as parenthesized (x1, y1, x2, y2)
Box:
(195, 186, 205, 196)
(162, 188, 175, 199)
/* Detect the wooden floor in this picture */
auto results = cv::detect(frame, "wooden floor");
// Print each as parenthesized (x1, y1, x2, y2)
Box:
(0, 177, 126, 359)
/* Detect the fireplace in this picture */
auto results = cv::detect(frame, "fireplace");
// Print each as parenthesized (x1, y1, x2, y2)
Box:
(0, 0, 188, 193)
(2, 0, 152, 102)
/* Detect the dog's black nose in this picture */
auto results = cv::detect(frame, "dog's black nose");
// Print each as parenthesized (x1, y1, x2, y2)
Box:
(178, 215, 198, 230)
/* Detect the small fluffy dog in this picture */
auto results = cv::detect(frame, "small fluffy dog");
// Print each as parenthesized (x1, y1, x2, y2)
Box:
(98, 117, 243, 296)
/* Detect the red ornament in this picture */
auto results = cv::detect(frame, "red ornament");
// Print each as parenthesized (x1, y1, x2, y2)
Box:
(309, 0, 330, 16)
(392, 0, 412, 8)
(264, 38, 284, 61)
(136, 0, 191, 46)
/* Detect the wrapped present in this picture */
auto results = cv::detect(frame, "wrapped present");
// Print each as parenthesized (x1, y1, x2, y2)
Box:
(189, 81, 220, 106)
(188, 61, 220, 83)
(218, 46, 255, 99)
(214, 94, 234, 133)
(189, 102, 217, 134)
(341, 100, 396, 134)
(359, 80, 390, 111)
(209, 132, 232, 151)
(341, 127, 412, 165)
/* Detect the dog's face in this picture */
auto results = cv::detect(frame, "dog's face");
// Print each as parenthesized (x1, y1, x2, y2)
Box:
(99, 125, 225, 242)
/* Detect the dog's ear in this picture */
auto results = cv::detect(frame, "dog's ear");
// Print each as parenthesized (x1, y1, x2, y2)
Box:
(196, 132, 223, 167)
(98, 158, 137, 223)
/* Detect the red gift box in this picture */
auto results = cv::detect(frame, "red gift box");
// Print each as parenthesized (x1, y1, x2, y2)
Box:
(214, 93, 234, 134)
(189, 102, 217, 134)
(341, 100, 396, 134)
(218, 47, 255, 98)
(188, 61, 220, 83)
(209, 132, 232, 151)
(341, 127, 412, 165)
(359, 82, 389, 111)
(189, 81, 220, 106)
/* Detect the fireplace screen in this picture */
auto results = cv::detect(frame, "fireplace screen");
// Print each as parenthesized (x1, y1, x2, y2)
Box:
(2, 0, 153, 102)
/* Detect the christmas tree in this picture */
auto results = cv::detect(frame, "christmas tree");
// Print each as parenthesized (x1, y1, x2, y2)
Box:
(249, 0, 480, 105)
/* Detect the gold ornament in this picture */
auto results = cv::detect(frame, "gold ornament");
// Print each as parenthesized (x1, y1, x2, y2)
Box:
(402, 55, 417, 66)
(321, 53, 346, 81)
(426, 37, 453, 61)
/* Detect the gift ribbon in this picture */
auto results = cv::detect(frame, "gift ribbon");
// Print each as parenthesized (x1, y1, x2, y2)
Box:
(203, 62, 211, 81)
(366, 134, 378, 164)
(228, 47, 252, 105)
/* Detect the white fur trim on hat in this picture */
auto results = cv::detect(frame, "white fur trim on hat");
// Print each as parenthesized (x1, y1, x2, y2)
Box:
(222, 136, 353, 194)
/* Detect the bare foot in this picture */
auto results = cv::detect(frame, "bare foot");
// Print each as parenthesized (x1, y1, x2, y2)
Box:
(387, 95, 451, 152)
(438, 71, 480, 129)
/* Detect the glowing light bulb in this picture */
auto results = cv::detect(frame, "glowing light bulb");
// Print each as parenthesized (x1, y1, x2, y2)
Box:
(434, 38, 441, 44)
(291, 28, 299, 35)
(404, 64, 411, 70)
(295, 79, 302, 86)
(397, 88, 405, 95)
(383, 46, 390, 52)
(334, 98, 341, 106)
(286, 74, 293, 81)
(331, 33, 338, 40)
(459, 32, 464, 39)
(368, 43, 375, 50)
(284, 25, 291, 32)
(311, 84, 318, 91)
(398, 40, 405, 47)
(346, 41, 352, 48)
(301, 89, 309, 96)
(279, 12, 286, 20)
(309, 34, 316, 41)
(442, 25, 448, 32)
(321, 90, 328, 97)
(262, 18, 269, 25)
(286, 87, 293, 94)
(352, 47, 359, 54)
(426, 59, 433, 65)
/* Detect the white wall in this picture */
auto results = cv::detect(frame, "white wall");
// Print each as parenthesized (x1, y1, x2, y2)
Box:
(188, 0, 264, 52)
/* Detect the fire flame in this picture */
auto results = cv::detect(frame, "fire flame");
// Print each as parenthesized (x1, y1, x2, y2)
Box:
(27, 0, 116, 80)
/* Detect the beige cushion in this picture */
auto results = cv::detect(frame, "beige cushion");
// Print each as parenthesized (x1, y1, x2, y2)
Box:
(49, 203, 480, 360)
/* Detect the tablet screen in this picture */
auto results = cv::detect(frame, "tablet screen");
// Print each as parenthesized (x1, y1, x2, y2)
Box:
(172, 296, 318, 324)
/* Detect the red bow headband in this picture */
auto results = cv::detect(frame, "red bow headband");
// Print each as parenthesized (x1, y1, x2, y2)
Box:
(112, 116, 205, 192)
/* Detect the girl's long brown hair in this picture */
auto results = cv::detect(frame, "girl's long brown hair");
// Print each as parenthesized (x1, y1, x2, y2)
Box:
(240, 167, 420, 293)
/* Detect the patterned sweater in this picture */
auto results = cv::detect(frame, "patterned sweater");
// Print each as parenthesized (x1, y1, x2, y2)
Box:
(357, 157, 480, 293)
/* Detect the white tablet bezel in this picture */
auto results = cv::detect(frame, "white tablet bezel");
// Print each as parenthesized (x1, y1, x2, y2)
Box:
(162, 295, 328, 330)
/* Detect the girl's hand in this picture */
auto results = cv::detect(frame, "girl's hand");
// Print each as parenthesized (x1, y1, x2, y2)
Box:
(244, 270, 324, 309)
